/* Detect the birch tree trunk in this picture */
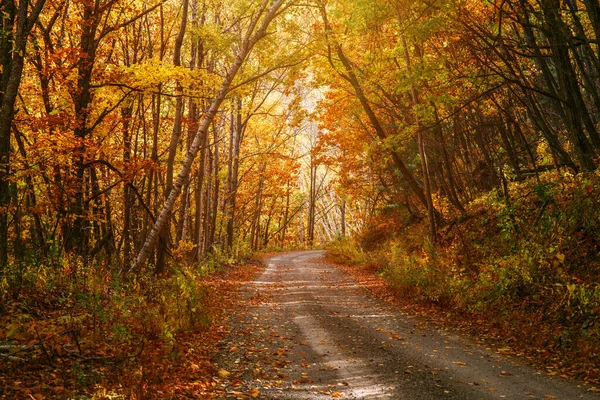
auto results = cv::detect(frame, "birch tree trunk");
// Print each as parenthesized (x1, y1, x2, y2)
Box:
(133, 0, 288, 271)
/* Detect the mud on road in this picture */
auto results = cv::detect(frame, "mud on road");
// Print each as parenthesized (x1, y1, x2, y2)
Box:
(212, 251, 598, 399)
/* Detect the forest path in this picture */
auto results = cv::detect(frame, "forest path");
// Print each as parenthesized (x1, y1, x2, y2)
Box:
(212, 251, 597, 399)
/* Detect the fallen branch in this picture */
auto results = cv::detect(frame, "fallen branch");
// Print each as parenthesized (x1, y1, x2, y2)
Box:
(0, 344, 40, 354)
(61, 339, 145, 364)
(0, 352, 25, 362)
(0, 344, 29, 351)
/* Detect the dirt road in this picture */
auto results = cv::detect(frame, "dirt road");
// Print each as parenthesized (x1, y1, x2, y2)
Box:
(213, 251, 598, 399)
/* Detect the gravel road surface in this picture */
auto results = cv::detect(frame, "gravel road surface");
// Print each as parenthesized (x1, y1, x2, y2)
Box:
(213, 251, 598, 399)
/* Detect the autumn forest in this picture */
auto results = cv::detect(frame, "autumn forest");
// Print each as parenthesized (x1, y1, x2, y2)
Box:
(2, 0, 600, 398)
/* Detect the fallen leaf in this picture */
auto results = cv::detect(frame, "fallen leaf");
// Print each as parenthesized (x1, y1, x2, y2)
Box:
(217, 369, 231, 378)
(332, 392, 343, 398)
(588, 387, 600, 393)
(544, 395, 557, 399)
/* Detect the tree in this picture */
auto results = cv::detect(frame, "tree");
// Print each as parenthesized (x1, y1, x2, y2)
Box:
(0, 0, 46, 271)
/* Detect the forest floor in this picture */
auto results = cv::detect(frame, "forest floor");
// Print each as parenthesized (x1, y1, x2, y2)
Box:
(0, 260, 263, 399)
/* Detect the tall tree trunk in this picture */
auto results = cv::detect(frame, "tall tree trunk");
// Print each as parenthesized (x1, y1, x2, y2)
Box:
(172, 0, 190, 247)
(226, 99, 243, 249)
(63, 0, 105, 256)
(166, 0, 189, 196)
(153, 4, 169, 275)
(202, 148, 213, 255)
(280, 180, 291, 244)
(208, 127, 220, 251)
(307, 161, 317, 246)
(298, 180, 304, 245)
(13, 127, 46, 253)
(0, 0, 46, 271)
(340, 199, 346, 238)
(250, 164, 266, 250)
(193, 121, 208, 260)
(121, 105, 134, 266)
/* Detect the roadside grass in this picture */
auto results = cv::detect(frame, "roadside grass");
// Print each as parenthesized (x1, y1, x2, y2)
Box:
(328, 170, 600, 383)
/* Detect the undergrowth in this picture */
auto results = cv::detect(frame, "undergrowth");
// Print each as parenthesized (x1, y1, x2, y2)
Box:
(328, 171, 600, 382)
(0, 248, 249, 399)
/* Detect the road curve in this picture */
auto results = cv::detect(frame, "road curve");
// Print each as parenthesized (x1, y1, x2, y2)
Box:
(213, 251, 598, 399)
